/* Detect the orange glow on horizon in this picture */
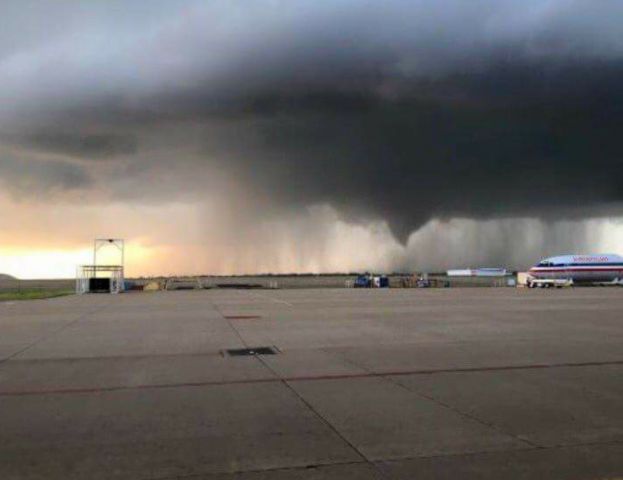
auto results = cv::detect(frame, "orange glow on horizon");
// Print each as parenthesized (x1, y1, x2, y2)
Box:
(0, 243, 158, 280)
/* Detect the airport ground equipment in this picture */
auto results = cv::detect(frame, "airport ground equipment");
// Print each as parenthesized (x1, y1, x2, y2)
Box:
(352, 274, 389, 288)
(353, 275, 372, 288)
(76, 265, 125, 294)
(76, 239, 125, 294)
(165, 277, 204, 290)
(447, 268, 507, 277)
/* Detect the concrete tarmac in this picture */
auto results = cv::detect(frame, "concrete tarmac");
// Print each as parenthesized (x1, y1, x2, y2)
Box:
(0, 288, 622, 479)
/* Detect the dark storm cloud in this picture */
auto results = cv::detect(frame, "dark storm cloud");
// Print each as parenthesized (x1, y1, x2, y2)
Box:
(0, 149, 92, 195)
(1, 132, 137, 159)
(2, 0, 623, 242)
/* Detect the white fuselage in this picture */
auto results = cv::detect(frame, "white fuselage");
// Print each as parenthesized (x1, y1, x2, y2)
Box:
(528, 254, 623, 283)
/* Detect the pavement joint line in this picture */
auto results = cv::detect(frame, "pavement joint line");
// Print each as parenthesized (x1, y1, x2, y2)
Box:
(3, 351, 227, 363)
(1, 336, 602, 363)
(325, 348, 542, 449)
(254, 354, 391, 480)
(135, 439, 623, 480)
(136, 460, 368, 480)
(212, 296, 283, 380)
(212, 297, 386, 477)
(244, 290, 294, 307)
(0, 300, 111, 366)
(2, 359, 623, 397)
(209, 299, 251, 350)
(213, 300, 388, 478)
(389, 377, 541, 449)
(374, 437, 623, 463)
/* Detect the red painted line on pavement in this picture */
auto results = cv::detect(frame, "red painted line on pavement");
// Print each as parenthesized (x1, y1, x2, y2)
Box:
(1, 359, 622, 397)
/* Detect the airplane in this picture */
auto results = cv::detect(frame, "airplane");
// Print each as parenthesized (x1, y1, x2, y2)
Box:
(527, 254, 623, 287)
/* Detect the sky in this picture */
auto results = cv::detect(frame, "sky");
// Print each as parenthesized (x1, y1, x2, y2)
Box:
(1, 0, 623, 278)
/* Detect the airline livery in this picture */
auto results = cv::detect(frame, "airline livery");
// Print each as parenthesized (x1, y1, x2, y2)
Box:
(528, 254, 623, 285)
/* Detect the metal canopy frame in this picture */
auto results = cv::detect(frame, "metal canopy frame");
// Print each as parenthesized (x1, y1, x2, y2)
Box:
(94, 238, 124, 273)
(76, 265, 124, 294)
(76, 238, 125, 294)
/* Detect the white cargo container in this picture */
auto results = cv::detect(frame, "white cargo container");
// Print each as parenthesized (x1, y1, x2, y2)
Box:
(447, 269, 473, 277)
(474, 268, 507, 277)
(447, 268, 507, 277)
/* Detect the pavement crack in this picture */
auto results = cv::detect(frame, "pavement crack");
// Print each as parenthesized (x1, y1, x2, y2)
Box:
(327, 349, 541, 449)
(392, 379, 542, 449)
(209, 298, 249, 350)
(0, 300, 110, 365)
(137, 460, 368, 480)
(255, 354, 391, 479)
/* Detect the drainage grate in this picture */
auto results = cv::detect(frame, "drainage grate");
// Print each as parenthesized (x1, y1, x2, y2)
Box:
(224, 315, 262, 320)
(224, 346, 279, 356)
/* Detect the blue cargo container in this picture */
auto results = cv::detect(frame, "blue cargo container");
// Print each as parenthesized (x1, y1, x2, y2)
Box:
(354, 275, 371, 288)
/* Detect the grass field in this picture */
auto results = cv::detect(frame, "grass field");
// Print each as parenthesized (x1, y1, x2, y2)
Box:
(0, 289, 73, 302)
